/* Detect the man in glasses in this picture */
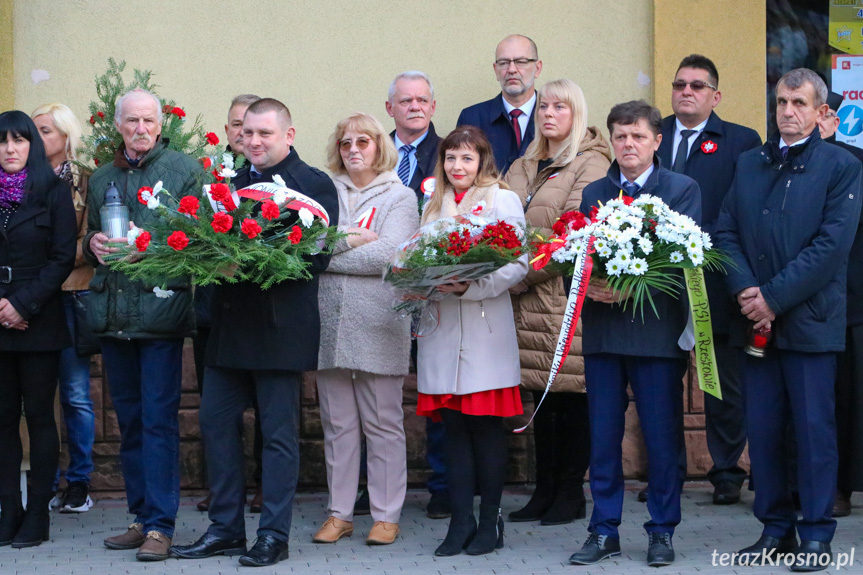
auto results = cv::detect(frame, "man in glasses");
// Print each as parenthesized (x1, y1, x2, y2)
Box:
(656, 54, 761, 507)
(457, 34, 542, 175)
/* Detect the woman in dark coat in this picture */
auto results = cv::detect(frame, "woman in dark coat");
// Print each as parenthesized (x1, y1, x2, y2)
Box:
(0, 111, 76, 548)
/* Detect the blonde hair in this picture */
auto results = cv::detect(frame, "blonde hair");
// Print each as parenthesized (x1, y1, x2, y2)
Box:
(326, 112, 398, 175)
(30, 102, 83, 163)
(523, 79, 588, 166)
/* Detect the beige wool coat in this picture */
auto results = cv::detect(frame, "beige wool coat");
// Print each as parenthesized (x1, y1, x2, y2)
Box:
(317, 171, 419, 376)
(417, 184, 529, 396)
(505, 126, 612, 393)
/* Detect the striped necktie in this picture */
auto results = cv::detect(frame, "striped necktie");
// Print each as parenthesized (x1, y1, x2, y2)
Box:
(397, 145, 413, 186)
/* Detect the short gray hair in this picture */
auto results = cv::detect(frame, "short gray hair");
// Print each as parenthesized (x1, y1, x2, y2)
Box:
(114, 88, 162, 125)
(777, 68, 828, 107)
(228, 94, 261, 120)
(388, 71, 435, 102)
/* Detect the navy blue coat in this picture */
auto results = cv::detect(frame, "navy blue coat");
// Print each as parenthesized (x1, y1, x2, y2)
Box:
(457, 94, 535, 175)
(206, 148, 339, 371)
(658, 112, 762, 334)
(715, 130, 862, 352)
(390, 122, 441, 203)
(579, 157, 702, 359)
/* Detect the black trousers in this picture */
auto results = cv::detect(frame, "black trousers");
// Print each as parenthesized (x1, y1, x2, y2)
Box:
(704, 334, 748, 487)
(836, 324, 863, 494)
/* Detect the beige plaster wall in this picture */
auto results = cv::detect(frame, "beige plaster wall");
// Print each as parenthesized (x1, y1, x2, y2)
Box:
(12, 0, 653, 170)
(0, 0, 13, 111)
(654, 0, 767, 138)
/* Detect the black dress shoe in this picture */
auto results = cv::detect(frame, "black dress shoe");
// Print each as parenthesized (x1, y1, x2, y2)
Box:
(647, 532, 675, 566)
(171, 532, 247, 559)
(712, 481, 741, 505)
(239, 535, 289, 567)
(790, 540, 831, 572)
(569, 532, 621, 565)
(426, 491, 451, 519)
(737, 533, 798, 563)
(637, 485, 648, 503)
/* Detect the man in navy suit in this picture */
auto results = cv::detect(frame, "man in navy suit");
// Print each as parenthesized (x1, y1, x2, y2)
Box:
(568, 100, 701, 568)
(456, 34, 542, 175)
(657, 54, 761, 506)
(716, 69, 862, 571)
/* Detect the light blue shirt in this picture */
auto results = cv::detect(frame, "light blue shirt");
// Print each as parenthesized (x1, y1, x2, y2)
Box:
(619, 163, 655, 189)
(394, 130, 429, 185)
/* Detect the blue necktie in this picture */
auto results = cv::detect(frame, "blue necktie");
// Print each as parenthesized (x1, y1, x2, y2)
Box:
(622, 181, 640, 196)
(780, 145, 790, 160)
(397, 145, 413, 186)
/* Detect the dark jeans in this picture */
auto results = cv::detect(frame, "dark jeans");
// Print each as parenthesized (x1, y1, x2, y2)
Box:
(100, 337, 183, 537)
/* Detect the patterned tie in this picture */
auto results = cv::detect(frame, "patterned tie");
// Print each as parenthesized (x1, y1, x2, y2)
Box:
(780, 145, 790, 160)
(672, 129, 696, 173)
(622, 181, 640, 197)
(397, 144, 413, 186)
(510, 109, 524, 148)
(249, 170, 263, 183)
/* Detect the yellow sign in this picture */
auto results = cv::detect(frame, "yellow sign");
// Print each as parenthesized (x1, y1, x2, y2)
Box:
(831, 1, 863, 55)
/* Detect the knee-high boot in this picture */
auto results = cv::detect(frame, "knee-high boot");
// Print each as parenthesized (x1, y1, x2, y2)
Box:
(509, 391, 557, 521)
(435, 410, 477, 556)
(541, 392, 589, 525)
(466, 415, 506, 555)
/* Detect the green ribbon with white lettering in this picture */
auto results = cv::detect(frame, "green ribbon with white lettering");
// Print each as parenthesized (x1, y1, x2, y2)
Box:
(684, 267, 722, 400)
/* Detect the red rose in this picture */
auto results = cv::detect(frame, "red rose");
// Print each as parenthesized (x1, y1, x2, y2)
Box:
(97, 111, 105, 119)
(171, 107, 186, 118)
(205, 132, 219, 146)
(137, 186, 153, 205)
(209, 183, 236, 211)
(135, 231, 152, 252)
(241, 218, 262, 239)
(211, 212, 233, 233)
(178, 196, 200, 219)
(288, 225, 302, 244)
(167, 231, 189, 251)
(200, 156, 212, 169)
(261, 200, 280, 221)
(89, 115, 96, 125)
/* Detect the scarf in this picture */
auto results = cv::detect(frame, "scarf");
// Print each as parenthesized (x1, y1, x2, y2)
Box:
(0, 167, 28, 209)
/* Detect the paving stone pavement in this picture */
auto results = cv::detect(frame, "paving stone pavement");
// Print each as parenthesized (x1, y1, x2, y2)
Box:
(1, 482, 861, 575)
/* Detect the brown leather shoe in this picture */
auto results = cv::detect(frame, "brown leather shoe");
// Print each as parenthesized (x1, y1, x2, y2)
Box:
(136, 531, 172, 561)
(312, 517, 354, 543)
(249, 486, 263, 514)
(196, 493, 211, 512)
(366, 521, 399, 545)
(104, 522, 145, 550)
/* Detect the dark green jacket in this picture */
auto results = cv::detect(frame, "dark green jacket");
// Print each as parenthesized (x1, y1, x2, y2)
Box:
(83, 140, 198, 339)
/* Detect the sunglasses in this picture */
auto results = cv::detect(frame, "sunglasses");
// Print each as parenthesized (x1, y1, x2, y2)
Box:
(671, 80, 717, 92)
(339, 137, 372, 151)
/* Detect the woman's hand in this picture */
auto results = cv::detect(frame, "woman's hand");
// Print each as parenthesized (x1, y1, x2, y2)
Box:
(346, 227, 379, 248)
(0, 298, 27, 330)
(437, 281, 471, 295)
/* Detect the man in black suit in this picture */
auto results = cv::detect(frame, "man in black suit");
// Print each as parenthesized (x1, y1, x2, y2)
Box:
(457, 34, 542, 174)
(171, 98, 339, 567)
(657, 54, 762, 506)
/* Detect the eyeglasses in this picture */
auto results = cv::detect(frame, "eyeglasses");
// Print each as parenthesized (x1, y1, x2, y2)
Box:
(671, 80, 717, 92)
(494, 58, 537, 69)
(339, 137, 371, 151)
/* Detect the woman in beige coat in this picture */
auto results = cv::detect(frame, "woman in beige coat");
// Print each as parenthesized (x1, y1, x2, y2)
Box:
(417, 127, 528, 557)
(505, 79, 612, 525)
(314, 113, 419, 546)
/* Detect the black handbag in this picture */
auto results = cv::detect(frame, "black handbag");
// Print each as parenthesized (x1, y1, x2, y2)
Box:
(71, 290, 100, 357)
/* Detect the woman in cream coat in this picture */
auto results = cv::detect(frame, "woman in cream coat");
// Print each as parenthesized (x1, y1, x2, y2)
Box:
(315, 113, 419, 546)
(417, 126, 528, 557)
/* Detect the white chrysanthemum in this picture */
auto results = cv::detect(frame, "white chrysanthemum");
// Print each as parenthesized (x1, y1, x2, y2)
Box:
(298, 208, 314, 227)
(605, 258, 625, 277)
(615, 249, 632, 264)
(594, 239, 607, 251)
(272, 174, 287, 188)
(702, 232, 713, 250)
(690, 251, 704, 265)
(638, 237, 653, 254)
(127, 226, 142, 245)
(222, 153, 235, 170)
(670, 251, 685, 263)
(598, 246, 613, 258)
(629, 258, 648, 276)
(153, 286, 174, 299)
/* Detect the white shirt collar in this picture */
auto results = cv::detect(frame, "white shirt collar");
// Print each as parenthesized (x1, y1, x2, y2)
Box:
(675, 117, 709, 136)
(779, 136, 810, 149)
(502, 92, 537, 117)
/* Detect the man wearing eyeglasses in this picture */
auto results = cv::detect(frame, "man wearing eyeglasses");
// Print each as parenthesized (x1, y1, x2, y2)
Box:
(656, 54, 761, 508)
(457, 34, 542, 175)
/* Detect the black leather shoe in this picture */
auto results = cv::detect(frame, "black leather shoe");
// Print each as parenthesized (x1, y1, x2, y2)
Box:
(737, 533, 798, 563)
(170, 532, 247, 559)
(426, 491, 451, 519)
(712, 481, 741, 505)
(790, 541, 831, 572)
(637, 485, 648, 503)
(647, 532, 675, 566)
(238, 535, 289, 567)
(569, 532, 621, 565)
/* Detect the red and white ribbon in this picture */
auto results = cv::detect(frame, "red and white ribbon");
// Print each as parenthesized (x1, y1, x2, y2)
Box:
(236, 182, 330, 225)
(515, 236, 595, 433)
(355, 207, 376, 230)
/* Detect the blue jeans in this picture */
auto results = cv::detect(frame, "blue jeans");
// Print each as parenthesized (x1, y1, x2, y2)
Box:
(56, 291, 95, 487)
(100, 337, 183, 537)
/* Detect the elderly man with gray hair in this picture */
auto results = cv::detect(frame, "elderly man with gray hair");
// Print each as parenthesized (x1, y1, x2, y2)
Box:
(82, 88, 200, 561)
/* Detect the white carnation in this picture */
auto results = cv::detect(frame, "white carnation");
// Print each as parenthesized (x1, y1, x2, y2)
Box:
(298, 207, 314, 227)
(272, 174, 287, 188)
(153, 286, 174, 299)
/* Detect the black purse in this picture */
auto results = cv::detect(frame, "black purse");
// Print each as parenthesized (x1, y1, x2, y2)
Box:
(71, 290, 100, 357)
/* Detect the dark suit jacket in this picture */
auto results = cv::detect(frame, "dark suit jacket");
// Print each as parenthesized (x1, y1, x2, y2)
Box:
(0, 178, 76, 351)
(205, 147, 339, 371)
(658, 112, 761, 333)
(457, 93, 535, 175)
(579, 157, 702, 359)
(390, 122, 441, 202)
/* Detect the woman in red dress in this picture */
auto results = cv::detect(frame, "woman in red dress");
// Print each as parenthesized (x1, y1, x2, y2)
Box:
(416, 126, 528, 556)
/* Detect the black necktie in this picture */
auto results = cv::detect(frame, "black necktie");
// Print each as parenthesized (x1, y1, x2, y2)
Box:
(250, 170, 263, 183)
(672, 129, 696, 173)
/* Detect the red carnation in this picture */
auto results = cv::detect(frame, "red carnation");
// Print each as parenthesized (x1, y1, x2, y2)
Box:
(288, 225, 302, 244)
(162, 104, 172, 114)
(211, 168, 225, 182)
(89, 115, 96, 125)
(200, 156, 212, 170)
(588, 205, 600, 222)
(261, 200, 280, 221)
(621, 195, 634, 206)
(167, 231, 189, 251)
(171, 107, 186, 118)
(137, 186, 153, 205)
(135, 231, 152, 252)
(97, 111, 105, 119)
(178, 195, 200, 219)
(94, 158, 100, 166)
(241, 218, 262, 239)
(205, 132, 219, 146)
(211, 212, 233, 233)
(209, 183, 236, 211)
